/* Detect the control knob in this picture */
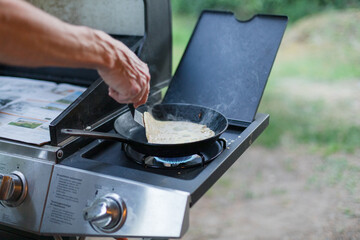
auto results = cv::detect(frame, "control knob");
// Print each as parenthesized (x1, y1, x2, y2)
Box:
(0, 171, 28, 207)
(83, 193, 127, 233)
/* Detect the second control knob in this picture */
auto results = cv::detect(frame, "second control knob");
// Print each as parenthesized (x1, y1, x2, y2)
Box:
(83, 193, 127, 233)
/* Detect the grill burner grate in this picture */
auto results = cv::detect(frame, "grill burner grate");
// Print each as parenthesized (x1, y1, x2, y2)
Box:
(123, 138, 226, 169)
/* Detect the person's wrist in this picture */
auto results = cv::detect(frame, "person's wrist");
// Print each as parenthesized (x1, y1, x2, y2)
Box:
(89, 28, 118, 72)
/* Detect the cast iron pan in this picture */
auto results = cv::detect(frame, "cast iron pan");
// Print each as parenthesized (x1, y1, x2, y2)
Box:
(62, 103, 228, 157)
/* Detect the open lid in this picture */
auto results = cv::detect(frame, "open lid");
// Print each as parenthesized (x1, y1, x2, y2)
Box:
(163, 11, 287, 126)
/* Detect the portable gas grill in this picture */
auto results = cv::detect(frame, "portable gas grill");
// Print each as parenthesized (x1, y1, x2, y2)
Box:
(0, 1, 287, 239)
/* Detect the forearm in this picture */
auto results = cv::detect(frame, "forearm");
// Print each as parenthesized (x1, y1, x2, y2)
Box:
(0, 0, 114, 69)
(0, 0, 150, 107)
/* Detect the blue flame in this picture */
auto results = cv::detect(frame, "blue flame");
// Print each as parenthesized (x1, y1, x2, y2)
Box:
(154, 155, 198, 164)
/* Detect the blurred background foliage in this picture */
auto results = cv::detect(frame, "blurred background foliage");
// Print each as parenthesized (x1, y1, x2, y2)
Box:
(172, 0, 360, 23)
(171, 1, 360, 155)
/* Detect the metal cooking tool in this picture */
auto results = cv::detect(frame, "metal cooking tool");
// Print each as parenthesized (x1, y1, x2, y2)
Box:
(62, 103, 228, 157)
(128, 104, 144, 127)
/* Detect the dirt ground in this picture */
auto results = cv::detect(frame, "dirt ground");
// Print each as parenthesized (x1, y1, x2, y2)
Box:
(181, 145, 360, 240)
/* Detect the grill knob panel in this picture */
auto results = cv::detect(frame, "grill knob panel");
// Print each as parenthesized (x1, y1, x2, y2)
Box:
(83, 193, 127, 233)
(0, 171, 28, 207)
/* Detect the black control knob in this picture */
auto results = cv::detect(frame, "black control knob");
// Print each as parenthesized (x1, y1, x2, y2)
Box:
(83, 193, 127, 233)
(0, 171, 28, 207)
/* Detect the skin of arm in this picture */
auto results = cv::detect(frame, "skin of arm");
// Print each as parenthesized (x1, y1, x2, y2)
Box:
(0, 0, 150, 107)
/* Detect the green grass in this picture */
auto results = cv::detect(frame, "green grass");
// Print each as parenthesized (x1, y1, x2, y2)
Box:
(271, 46, 360, 82)
(270, 188, 288, 196)
(257, 92, 360, 154)
(342, 208, 358, 218)
(172, 14, 197, 73)
(306, 157, 360, 194)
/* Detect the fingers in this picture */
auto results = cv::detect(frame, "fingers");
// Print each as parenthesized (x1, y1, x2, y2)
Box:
(135, 62, 151, 82)
(133, 80, 150, 108)
(128, 63, 150, 107)
(108, 72, 149, 107)
(108, 87, 126, 103)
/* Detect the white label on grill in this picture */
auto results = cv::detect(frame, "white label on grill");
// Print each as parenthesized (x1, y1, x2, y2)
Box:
(48, 173, 83, 226)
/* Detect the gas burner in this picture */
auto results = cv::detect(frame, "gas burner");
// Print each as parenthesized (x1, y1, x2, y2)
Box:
(123, 139, 226, 169)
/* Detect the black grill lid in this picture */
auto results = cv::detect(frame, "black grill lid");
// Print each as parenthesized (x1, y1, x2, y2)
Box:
(163, 11, 287, 126)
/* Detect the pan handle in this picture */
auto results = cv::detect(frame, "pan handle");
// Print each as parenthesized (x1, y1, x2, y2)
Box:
(61, 129, 137, 145)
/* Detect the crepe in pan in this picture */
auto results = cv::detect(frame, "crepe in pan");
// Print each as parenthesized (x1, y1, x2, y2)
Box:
(143, 112, 215, 144)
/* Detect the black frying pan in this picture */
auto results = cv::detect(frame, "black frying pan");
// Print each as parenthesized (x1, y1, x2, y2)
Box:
(62, 103, 228, 157)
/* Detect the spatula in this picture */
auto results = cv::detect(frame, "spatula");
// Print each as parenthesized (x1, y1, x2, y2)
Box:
(128, 104, 144, 127)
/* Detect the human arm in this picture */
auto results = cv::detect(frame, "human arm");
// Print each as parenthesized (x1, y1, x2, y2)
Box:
(0, 0, 150, 107)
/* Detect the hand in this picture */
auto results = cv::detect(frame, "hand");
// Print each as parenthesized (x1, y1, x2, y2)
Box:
(96, 32, 150, 108)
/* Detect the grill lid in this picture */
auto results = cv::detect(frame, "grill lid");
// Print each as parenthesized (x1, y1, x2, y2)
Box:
(163, 11, 287, 126)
